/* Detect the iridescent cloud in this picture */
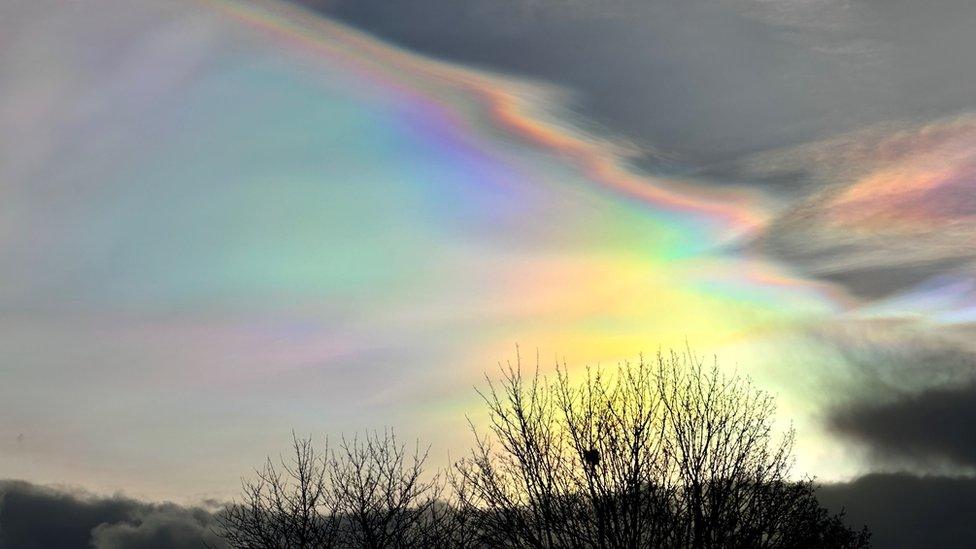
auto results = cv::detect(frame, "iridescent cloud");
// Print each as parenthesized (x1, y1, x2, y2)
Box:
(4, 0, 965, 500)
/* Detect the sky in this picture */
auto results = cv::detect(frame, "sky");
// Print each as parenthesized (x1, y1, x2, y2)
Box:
(1, 0, 975, 526)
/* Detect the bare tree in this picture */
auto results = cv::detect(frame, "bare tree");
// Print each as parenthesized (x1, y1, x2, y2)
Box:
(216, 433, 340, 549)
(453, 350, 870, 548)
(216, 431, 452, 549)
(219, 350, 869, 548)
(329, 430, 448, 548)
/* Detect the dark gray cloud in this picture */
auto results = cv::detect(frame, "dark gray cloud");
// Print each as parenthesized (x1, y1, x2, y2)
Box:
(0, 480, 226, 549)
(830, 379, 976, 469)
(808, 258, 972, 302)
(812, 319, 976, 470)
(293, 0, 858, 171)
(818, 473, 976, 549)
(6, 474, 975, 549)
(295, 0, 976, 182)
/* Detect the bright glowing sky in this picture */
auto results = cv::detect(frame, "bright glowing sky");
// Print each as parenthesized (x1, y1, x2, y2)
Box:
(2, 0, 975, 501)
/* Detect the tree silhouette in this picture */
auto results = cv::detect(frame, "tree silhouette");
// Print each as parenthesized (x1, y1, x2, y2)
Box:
(452, 350, 870, 548)
(215, 431, 451, 549)
(328, 430, 449, 548)
(216, 434, 340, 549)
(218, 350, 870, 548)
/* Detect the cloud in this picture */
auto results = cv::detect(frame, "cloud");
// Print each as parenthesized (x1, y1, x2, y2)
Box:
(290, 0, 976, 317)
(294, 0, 873, 169)
(830, 379, 976, 469)
(747, 114, 976, 301)
(818, 473, 976, 549)
(806, 317, 976, 470)
(90, 505, 224, 549)
(5, 474, 975, 549)
(290, 4, 976, 481)
(812, 318, 976, 389)
(296, 0, 976, 179)
(0, 480, 225, 549)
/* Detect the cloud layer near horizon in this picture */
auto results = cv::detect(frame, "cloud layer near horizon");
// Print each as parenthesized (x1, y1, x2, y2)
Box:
(5, 475, 976, 549)
(0, 481, 224, 549)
